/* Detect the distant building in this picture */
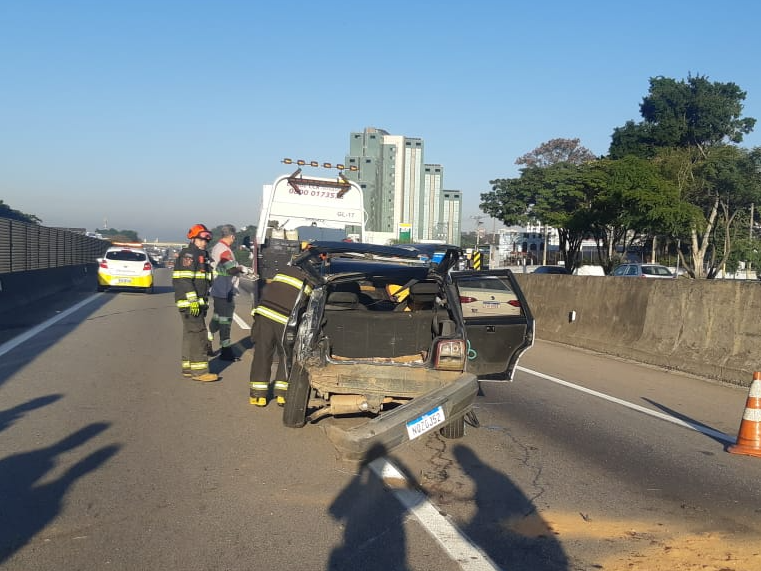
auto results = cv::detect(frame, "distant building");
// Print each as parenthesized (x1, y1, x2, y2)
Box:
(345, 127, 461, 245)
(495, 224, 559, 265)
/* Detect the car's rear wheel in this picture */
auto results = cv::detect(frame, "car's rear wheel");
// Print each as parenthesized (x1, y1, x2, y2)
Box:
(439, 416, 465, 439)
(283, 362, 311, 428)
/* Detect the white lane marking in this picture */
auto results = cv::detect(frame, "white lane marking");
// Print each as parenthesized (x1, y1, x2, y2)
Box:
(511, 366, 736, 444)
(233, 312, 250, 330)
(0, 294, 102, 359)
(369, 457, 502, 571)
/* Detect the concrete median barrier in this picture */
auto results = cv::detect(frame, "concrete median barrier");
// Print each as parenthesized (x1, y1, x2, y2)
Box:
(0, 264, 98, 315)
(515, 273, 761, 387)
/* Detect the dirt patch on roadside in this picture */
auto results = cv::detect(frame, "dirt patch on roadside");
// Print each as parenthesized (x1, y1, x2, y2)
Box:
(542, 511, 761, 570)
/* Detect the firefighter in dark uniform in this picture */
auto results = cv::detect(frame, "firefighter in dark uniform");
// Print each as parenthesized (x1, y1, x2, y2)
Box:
(173, 223, 218, 382)
(249, 264, 310, 406)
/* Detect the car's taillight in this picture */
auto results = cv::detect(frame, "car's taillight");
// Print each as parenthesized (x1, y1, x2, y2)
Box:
(143, 262, 152, 271)
(508, 300, 521, 308)
(99, 260, 108, 269)
(459, 296, 477, 304)
(434, 339, 466, 371)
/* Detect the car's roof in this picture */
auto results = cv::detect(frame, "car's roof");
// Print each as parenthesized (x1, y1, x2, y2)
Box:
(302, 241, 459, 260)
(326, 258, 434, 282)
(106, 246, 147, 253)
(293, 241, 461, 284)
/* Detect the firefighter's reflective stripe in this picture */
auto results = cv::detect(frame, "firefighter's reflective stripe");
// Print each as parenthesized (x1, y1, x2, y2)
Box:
(173, 270, 212, 280)
(253, 305, 289, 324)
(250, 381, 269, 392)
(221, 339, 231, 348)
(214, 258, 238, 277)
(189, 361, 209, 371)
(182, 360, 191, 369)
(272, 273, 302, 289)
(274, 380, 289, 392)
(271, 273, 311, 294)
(186, 291, 198, 300)
(177, 298, 206, 309)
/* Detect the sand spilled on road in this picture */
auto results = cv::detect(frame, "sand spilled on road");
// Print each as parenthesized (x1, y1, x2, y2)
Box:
(529, 511, 761, 571)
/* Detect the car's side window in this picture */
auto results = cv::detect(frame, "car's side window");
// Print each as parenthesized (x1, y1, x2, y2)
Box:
(626, 265, 638, 276)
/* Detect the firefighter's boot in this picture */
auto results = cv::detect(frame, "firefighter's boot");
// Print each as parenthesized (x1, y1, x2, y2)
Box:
(191, 372, 219, 382)
(250, 381, 268, 406)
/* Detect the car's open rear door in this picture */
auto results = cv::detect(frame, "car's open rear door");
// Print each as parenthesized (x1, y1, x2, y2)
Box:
(450, 269, 534, 380)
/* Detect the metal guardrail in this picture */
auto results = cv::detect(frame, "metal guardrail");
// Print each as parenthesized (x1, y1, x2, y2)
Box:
(0, 219, 110, 273)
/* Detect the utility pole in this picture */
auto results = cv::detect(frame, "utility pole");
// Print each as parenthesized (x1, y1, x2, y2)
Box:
(542, 223, 548, 265)
(471, 215, 485, 249)
(750, 203, 754, 277)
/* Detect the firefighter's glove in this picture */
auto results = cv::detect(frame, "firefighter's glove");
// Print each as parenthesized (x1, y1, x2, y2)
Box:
(189, 300, 201, 316)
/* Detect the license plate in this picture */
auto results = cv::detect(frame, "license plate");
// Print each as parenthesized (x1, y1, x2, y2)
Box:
(117, 278, 133, 284)
(483, 302, 499, 309)
(406, 405, 445, 440)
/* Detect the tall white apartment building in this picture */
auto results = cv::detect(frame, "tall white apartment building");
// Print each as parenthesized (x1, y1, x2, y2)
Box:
(345, 127, 461, 245)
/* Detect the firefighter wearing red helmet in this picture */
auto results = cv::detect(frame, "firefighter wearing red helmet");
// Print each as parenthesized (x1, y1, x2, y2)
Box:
(172, 223, 218, 381)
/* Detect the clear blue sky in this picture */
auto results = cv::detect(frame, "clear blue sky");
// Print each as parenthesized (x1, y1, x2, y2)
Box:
(2, 0, 761, 241)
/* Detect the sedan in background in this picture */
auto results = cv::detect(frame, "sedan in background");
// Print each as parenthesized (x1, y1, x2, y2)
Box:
(611, 263, 674, 279)
(455, 274, 523, 317)
(97, 245, 155, 293)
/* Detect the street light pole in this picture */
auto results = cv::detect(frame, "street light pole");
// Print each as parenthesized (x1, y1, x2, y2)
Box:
(542, 223, 548, 265)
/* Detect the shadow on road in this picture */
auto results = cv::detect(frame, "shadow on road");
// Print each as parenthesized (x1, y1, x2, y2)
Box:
(327, 444, 412, 571)
(0, 394, 63, 435)
(641, 397, 733, 445)
(0, 422, 120, 564)
(0, 291, 111, 390)
(453, 445, 569, 571)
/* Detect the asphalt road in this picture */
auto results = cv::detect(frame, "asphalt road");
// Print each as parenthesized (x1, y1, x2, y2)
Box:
(2, 268, 760, 570)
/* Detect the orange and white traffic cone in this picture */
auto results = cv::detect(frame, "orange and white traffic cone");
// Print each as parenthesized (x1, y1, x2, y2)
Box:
(728, 371, 761, 458)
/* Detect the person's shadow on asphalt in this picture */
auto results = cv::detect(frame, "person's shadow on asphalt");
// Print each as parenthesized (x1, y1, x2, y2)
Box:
(327, 444, 412, 571)
(0, 394, 62, 434)
(0, 422, 120, 564)
(453, 444, 569, 571)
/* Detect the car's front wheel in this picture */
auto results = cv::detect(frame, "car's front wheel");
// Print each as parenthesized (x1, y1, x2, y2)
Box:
(282, 362, 311, 428)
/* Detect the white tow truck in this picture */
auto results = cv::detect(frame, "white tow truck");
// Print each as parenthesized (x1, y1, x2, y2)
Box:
(246, 165, 367, 304)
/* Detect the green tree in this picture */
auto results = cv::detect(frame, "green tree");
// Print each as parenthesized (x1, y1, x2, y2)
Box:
(0, 200, 41, 224)
(588, 157, 697, 273)
(101, 228, 141, 242)
(609, 74, 758, 278)
(482, 138, 599, 271)
(483, 162, 596, 272)
(694, 145, 761, 277)
(516, 137, 597, 167)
